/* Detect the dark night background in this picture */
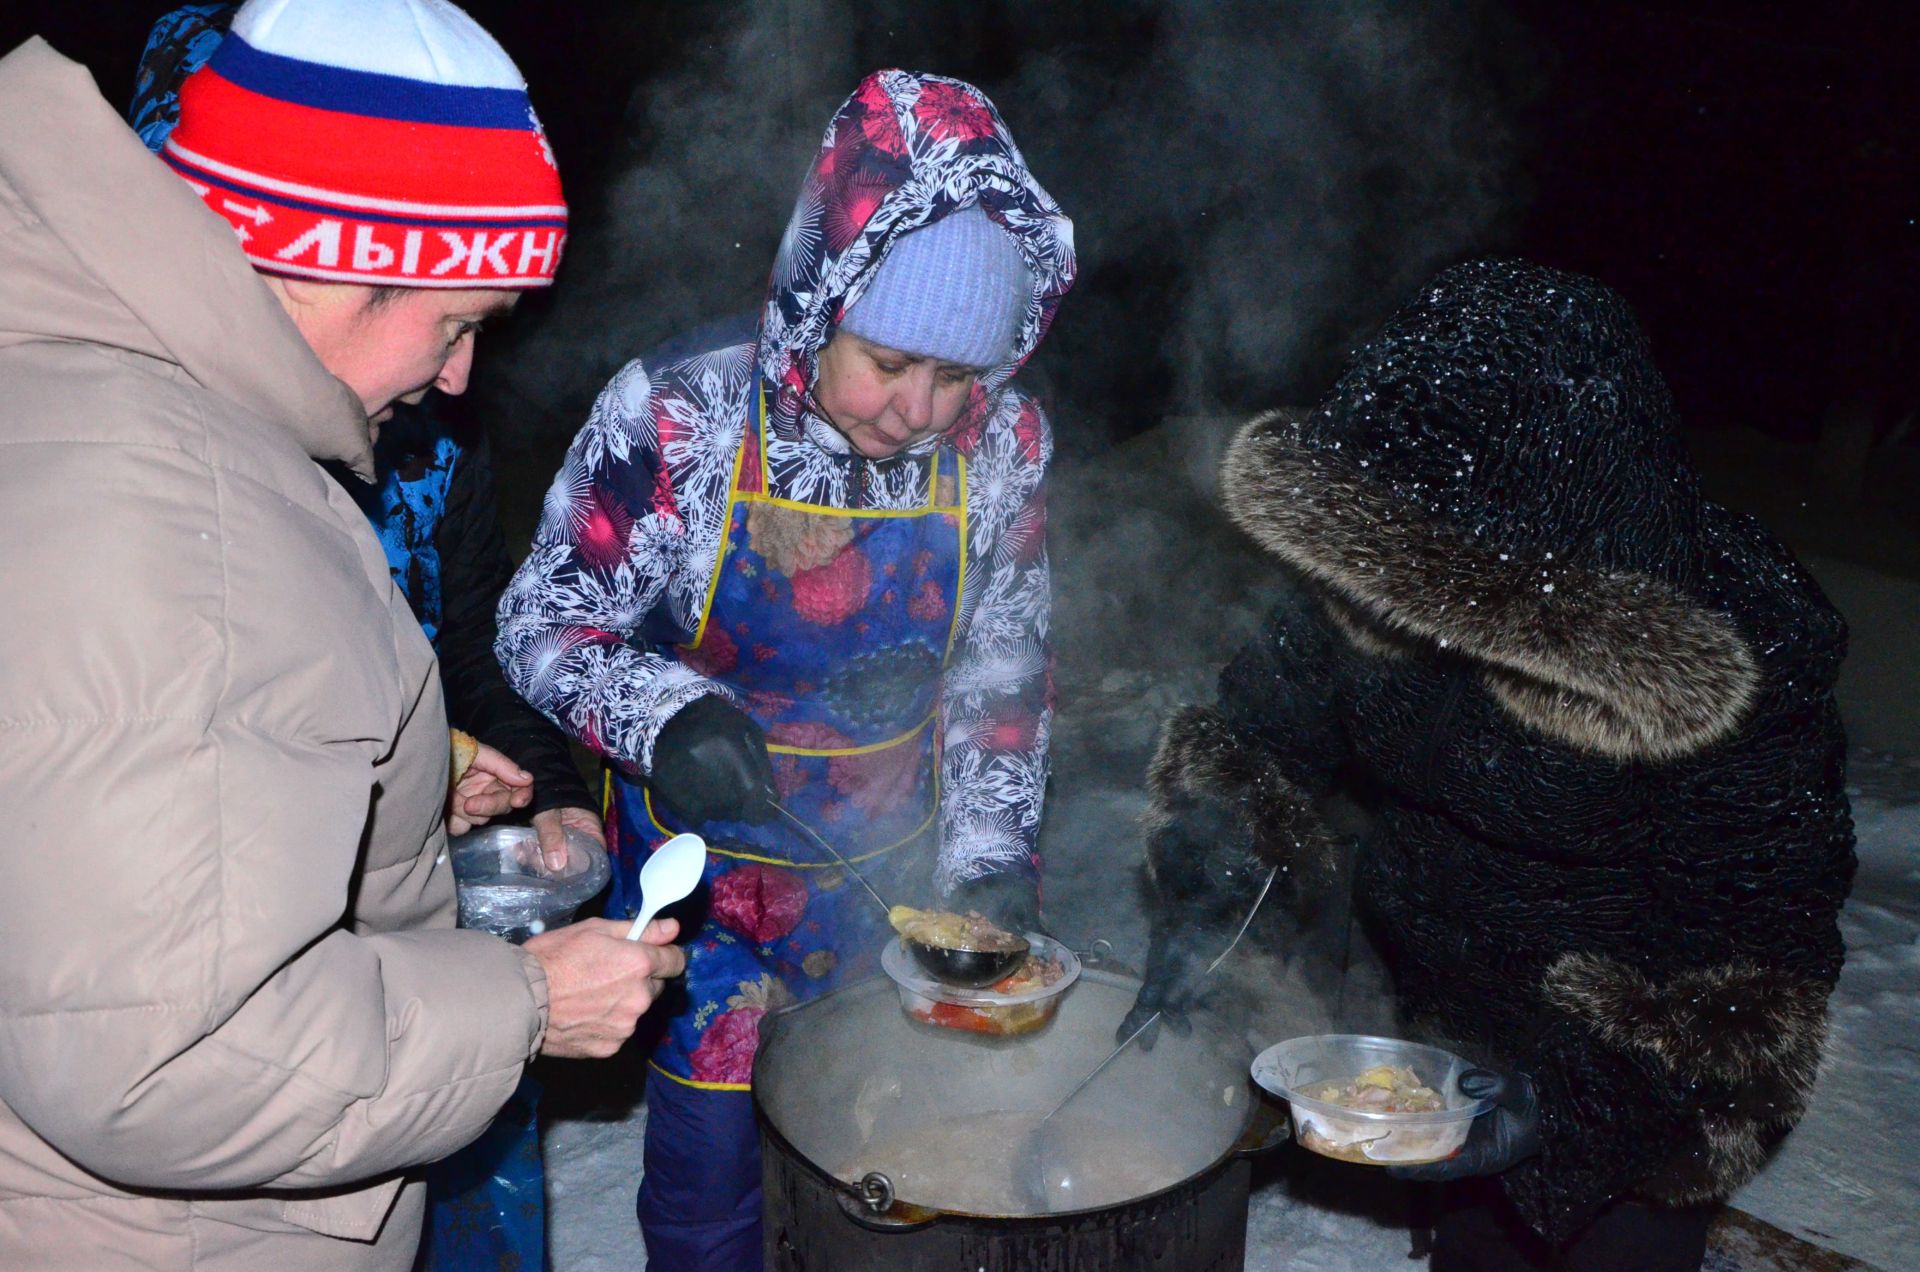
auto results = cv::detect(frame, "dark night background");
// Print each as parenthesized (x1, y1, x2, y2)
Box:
(8, 10, 1919, 1266)
(10, 1, 1919, 570)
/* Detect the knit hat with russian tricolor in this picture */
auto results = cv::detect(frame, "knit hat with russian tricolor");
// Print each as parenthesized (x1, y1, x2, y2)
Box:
(163, 0, 566, 288)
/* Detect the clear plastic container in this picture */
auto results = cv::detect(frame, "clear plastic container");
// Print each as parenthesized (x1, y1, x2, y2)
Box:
(449, 824, 611, 944)
(1251, 1034, 1494, 1165)
(880, 932, 1080, 1037)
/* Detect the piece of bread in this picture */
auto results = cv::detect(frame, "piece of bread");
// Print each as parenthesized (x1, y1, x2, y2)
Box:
(450, 728, 480, 791)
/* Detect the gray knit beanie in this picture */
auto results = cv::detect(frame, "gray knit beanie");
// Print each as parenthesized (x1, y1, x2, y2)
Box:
(840, 206, 1032, 369)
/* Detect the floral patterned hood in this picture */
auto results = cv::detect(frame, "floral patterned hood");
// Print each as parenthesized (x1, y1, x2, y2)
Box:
(760, 69, 1076, 441)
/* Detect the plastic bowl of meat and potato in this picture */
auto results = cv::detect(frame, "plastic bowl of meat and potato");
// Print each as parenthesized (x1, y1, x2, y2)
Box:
(1251, 1034, 1494, 1165)
(880, 932, 1080, 1037)
(449, 824, 611, 943)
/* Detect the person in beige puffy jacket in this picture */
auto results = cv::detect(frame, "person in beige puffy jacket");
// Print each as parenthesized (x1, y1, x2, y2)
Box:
(0, 4, 684, 1269)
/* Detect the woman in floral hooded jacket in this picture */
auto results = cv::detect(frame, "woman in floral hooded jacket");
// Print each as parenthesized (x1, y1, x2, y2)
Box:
(497, 70, 1073, 1270)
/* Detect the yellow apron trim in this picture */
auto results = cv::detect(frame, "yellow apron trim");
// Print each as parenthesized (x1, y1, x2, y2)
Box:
(737, 490, 962, 518)
(685, 435, 749, 653)
(690, 390, 967, 647)
(639, 774, 938, 867)
(942, 451, 969, 664)
(758, 385, 772, 491)
(753, 387, 963, 514)
(632, 386, 961, 866)
(650, 1059, 750, 1093)
(768, 714, 933, 758)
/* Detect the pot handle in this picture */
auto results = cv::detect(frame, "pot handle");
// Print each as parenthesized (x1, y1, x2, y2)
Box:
(834, 1172, 941, 1232)
(1235, 1092, 1294, 1158)
(1069, 937, 1136, 977)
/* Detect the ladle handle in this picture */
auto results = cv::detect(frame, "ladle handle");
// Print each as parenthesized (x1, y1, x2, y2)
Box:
(1203, 861, 1281, 976)
(768, 797, 894, 918)
(1044, 1009, 1162, 1121)
(1039, 863, 1282, 1125)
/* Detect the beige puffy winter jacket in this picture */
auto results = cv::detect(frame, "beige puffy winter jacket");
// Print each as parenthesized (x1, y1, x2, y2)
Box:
(0, 39, 547, 1271)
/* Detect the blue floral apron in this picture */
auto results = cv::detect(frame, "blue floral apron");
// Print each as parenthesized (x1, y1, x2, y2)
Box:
(605, 392, 967, 1089)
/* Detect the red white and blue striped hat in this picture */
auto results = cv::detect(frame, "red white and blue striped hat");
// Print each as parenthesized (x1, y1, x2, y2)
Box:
(163, 0, 566, 288)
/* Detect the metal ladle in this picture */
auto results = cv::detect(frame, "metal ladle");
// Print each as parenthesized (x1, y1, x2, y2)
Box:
(1012, 863, 1281, 1212)
(765, 794, 1030, 989)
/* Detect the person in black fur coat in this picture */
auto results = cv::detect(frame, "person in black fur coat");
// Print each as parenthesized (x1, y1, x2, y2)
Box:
(1127, 260, 1856, 1269)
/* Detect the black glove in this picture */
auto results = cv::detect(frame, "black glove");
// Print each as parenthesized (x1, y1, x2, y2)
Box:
(1117, 795, 1266, 1049)
(1388, 1069, 1541, 1182)
(946, 872, 1043, 937)
(648, 695, 776, 827)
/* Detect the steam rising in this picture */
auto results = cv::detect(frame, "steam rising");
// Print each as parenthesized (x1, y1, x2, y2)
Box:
(486, 0, 1536, 457)
(485, 0, 1540, 1045)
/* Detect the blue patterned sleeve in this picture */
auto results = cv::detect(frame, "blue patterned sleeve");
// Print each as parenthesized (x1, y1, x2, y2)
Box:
(127, 4, 236, 153)
(935, 395, 1053, 894)
(495, 360, 724, 772)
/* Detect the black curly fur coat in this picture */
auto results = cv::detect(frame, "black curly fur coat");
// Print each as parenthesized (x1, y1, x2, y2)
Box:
(1146, 261, 1856, 1243)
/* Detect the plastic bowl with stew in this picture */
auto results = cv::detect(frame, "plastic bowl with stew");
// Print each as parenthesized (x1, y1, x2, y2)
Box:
(1252, 1034, 1494, 1165)
(880, 932, 1079, 1037)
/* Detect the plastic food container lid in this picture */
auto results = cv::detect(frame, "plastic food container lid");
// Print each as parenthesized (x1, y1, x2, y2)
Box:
(449, 824, 611, 939)
(880, 931, 1081, 1006)
(1251, 1034, 1495, 1165)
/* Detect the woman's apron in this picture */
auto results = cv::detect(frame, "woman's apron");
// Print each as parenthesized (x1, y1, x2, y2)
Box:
(606, 393, 967, 1089)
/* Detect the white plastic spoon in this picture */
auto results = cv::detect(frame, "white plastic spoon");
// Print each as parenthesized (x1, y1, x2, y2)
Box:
(624, 832, 708, 940)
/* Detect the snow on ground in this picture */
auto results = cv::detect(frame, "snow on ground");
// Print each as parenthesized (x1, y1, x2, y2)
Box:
(545, 1086, 648, 1272)
(544, 767, 1920, 1271)
(543, 430, 1919, 1270)
(1728, 752, 1920, 1271)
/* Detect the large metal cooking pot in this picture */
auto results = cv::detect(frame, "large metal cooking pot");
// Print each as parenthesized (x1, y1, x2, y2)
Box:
(756, 967, 1287, 1270)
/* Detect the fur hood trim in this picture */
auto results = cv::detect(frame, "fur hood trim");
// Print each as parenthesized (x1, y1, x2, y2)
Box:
(1221, 410, 1760, 763)
(1144, 705, 1340, 901)
(1542, 953, 1828, 1090)
(1543, 952, 1831, 1205)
